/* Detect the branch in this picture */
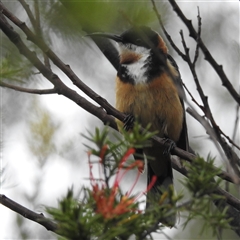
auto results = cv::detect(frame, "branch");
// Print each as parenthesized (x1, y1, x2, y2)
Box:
(33, 0, 51, 69)
(0, 194, 57, 232)
(172, 8, 240, 177)
(0, 81, 56, 94)
(0, 3, 122, 122)
(151, 132, 238, 185)
(192, 7, 201, 67)
(0, 10, 117, 130)
(172, 156, 240, 212)
(171, 158, 240, 236)
(232, 105, 240, 165)
(1, 0, 239, 182)
(150, 2, 240, 234)
(178, 18, 240, 178)
(18, 0, 51, 69)
(187, 107, 240, 179)
(150, 0, 187, 61)
(151, 0, 240, 177)
(17, 0, 36, 29)
(1, 3, 239, 234)
(1, 2, 239, 184)
(167, 0, 240, 105)
(183, 82, 239, 152)
(180, 27, 240, 175)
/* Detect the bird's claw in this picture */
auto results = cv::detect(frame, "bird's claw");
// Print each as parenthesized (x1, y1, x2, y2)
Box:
(163, 138, 176, 155)
(123, 114, 135, 131)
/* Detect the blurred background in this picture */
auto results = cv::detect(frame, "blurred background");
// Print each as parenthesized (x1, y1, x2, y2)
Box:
(0, 0, 239, 239)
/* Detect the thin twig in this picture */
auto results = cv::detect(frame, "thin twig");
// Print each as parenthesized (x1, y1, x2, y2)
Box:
(33, 0, 51, 69)
(179, 27, 240, 177)
(0, 10, 117, 130)
(0, 3, 122, 122)
(17, 0, 36, 29)
(151, 0, 240, 155)
(1, 2, 239, 184)
(1, 4, 239, 230)
(150, 0, 187, 61)
(232, 104, 240, 166)
(187, 107, 240, 178)
(171, 158, 240, 237)
(167, 0, 240, 105)
(0, 81, 56, 94)
(184, 76, 240, 151)
(193, 7, 201, 67)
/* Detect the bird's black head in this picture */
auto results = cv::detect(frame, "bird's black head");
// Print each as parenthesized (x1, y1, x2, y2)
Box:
(87, 26, 163, 50)
(87, 26, 169, 84)
(118, 26, 159, 49)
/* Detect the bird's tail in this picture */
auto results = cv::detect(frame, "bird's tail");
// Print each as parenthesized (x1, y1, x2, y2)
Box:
(146, 162, 176, 227)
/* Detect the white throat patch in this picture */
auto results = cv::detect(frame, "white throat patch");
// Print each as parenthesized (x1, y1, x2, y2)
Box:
(118, 43, 151, 84)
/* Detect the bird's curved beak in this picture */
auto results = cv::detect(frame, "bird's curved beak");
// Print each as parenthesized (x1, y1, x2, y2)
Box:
(86, 33, 123, 42)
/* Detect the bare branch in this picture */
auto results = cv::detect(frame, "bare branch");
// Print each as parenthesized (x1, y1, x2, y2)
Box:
(0, 194, 57, 232)
(168, 0, 240, 105)
(18, 0, 51, 69)
(151, 0, 240, 163)
(192, 7, 201, 67)
(187, 107, 240, 179)
(0, 81, 56, 94)
(150, 0, 187, 61)
(0, 2, 122, 123)
(2, 2, 239, 183)
(149, 2, 240, 232)
(232, 104, 240, 156)
(1, 3, 239, 234)
(0, 10, 117, 130)
(33, 0, 51, 69)
(179, 27, 240, 178)
(151, 133, 238, 185)
(183, 81, 240, 153)
(17, 0, 36, 29)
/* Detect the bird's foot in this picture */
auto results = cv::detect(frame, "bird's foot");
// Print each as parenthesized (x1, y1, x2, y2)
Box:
(163, 138, 176, 155)
(123, 114, 135, 131)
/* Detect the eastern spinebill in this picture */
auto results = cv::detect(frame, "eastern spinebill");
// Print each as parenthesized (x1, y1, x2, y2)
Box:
(88, 26, 189, 226)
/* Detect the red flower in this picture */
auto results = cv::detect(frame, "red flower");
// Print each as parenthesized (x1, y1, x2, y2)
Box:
(88, 147, 156, 220)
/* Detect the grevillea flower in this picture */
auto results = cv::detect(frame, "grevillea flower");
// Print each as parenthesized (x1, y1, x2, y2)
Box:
(88, 146, 157, 220)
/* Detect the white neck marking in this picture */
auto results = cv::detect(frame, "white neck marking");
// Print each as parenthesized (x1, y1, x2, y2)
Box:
(119, 44, 151, 84)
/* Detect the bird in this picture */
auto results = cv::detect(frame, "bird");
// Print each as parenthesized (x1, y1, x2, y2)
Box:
(88, 26, 189, 226)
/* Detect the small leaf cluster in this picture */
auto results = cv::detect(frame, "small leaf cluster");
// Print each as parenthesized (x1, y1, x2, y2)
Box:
(184, 155, 222, 197)
(47, 188, 100, 240)
(181, 155, 231, 236)
(82, 124, 157, 184)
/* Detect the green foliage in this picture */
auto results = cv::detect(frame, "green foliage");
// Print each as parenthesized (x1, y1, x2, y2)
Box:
(47, 124, 179, 239)
(180, 155, 232, 236)
(184, 155, 222, 197)
(59, 1, 156, 33)
(82, 123, 157, 179)
(0, 55, 33, 83)
(120, 122, 158, 150)
(46, 126, 232, 239)
(27, 99, 59, 162)
(47, 188, 98, 240)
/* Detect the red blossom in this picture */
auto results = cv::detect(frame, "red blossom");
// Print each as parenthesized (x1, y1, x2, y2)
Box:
(88, 147, 156, 220)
